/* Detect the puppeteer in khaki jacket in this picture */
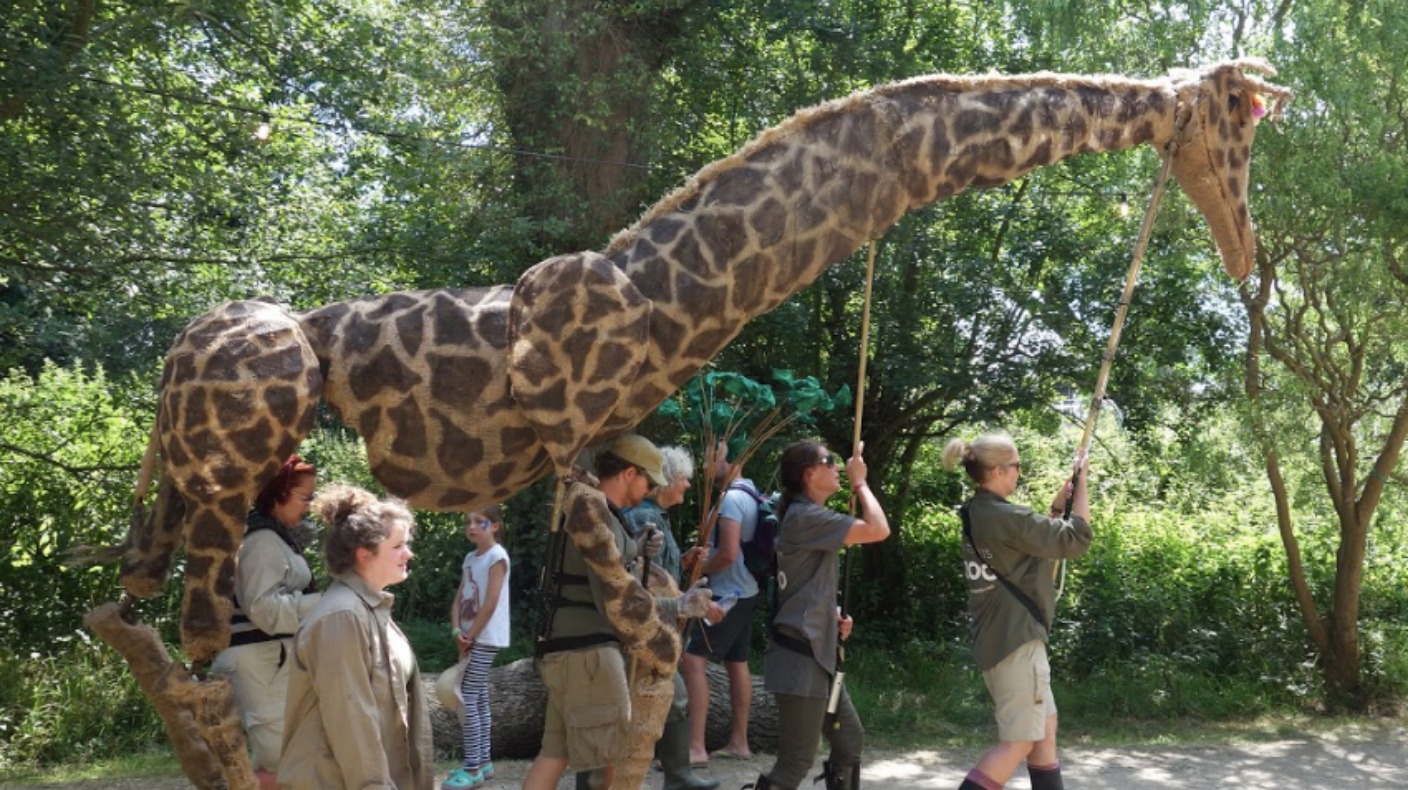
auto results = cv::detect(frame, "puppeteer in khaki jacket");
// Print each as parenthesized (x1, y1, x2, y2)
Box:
(279, 572, 433, 790)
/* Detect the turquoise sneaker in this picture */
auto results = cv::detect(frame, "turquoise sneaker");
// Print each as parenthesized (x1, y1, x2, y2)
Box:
(480, 762, 495, 779)
(442, 767, 483, 789)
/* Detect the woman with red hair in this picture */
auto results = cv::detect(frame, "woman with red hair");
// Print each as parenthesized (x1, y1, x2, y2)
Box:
(211, 454, 322, 790)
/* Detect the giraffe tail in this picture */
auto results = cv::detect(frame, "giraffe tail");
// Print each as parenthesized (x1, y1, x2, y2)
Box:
(64, 415, 163, 569)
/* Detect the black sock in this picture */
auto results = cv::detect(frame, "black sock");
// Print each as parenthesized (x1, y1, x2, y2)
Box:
(1029, 762, 1063, 790)
(958, 769, 1001, 790)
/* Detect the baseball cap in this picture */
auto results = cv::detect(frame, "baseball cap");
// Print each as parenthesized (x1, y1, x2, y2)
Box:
(606, 433, 667, 487)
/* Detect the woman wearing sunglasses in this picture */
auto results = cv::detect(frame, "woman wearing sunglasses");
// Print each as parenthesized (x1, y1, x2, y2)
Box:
(943, 434, 1091, 790)
(746, 440, 889, 790)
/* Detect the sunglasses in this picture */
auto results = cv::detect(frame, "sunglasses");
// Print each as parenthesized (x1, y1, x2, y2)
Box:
(815, 453, 839, 468)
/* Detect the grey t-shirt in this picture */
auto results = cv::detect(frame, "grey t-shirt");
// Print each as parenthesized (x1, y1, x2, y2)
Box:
(763, 498, 854, 698)
(962, 488, 1092, 670)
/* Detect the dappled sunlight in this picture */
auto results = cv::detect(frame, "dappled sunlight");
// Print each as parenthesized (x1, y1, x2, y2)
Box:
(861, 734, 1407, 788)
(865, 750, 969, 787)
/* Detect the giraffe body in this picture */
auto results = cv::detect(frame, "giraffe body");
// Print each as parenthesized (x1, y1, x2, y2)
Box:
(104, 60, 1288, 789)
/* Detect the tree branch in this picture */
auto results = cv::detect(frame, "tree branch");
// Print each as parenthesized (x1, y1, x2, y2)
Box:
(0, 441, 139, 476)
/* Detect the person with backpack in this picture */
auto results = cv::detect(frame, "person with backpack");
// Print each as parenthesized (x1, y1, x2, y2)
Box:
(942, 434, 1091, 790)
(745, 440, 888, 790)
(681, 442, 763, 765)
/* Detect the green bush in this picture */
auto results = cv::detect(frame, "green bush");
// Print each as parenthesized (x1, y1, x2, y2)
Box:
(0, 643, 165, 770)
(0, 361, 148, 656)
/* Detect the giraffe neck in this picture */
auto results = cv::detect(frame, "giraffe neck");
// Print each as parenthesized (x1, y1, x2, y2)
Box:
(601, 73, 1177, 419)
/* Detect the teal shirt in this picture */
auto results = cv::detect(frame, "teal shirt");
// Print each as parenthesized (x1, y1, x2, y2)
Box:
(623, 498, 683, 583)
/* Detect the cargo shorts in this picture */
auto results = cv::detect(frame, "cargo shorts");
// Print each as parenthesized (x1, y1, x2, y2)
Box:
(537, 644, 631, 769)
(981, 639, 1057, 742)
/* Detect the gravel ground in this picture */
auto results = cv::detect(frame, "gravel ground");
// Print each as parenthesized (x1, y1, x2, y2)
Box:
(6, 727, 1406, 790)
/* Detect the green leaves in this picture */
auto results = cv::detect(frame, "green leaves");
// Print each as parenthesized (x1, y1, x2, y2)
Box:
(0, 360, 145, 654)
(656, 368, 850, 455)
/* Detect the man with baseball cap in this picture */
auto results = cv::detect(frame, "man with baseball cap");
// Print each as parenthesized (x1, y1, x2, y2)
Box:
(525, 433, 712, 790)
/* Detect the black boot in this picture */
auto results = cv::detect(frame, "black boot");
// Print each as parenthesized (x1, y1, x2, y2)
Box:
(812, 760, 859, 790)
(575, 769, 606, 790)
(742, 774, 774, 790)
(658, 715, 720, 790)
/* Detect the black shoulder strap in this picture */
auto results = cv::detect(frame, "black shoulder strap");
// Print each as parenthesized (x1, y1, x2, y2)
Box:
(959, 504, 1048, 632)
(535, 517, 570, 657)
(729, 479, 765, 503)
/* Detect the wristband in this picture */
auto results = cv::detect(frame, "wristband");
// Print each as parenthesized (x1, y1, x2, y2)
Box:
(451, 625, 463, 636)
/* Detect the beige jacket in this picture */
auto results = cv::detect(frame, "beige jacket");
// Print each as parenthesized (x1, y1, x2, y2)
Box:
(279, 573, 433, 790)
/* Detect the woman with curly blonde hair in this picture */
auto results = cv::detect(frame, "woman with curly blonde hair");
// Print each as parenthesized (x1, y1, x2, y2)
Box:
(278, 485, 434, 790)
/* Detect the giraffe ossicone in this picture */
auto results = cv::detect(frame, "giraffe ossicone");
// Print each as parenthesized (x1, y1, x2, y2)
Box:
(100, 59, 1288, 790)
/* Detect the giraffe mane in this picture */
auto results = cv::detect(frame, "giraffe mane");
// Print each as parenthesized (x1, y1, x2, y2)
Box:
(604, 59, 1291, 257)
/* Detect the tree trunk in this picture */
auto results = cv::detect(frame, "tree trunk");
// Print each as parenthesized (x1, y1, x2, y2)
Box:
(485, 1, 699, 258)
(426, 657, 778, 760)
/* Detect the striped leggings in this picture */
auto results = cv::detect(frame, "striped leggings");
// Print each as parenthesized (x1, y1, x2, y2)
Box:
(459, 643, 499, 770)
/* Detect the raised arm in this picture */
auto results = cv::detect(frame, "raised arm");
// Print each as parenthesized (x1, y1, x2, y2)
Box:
(843, 444, 890, 546)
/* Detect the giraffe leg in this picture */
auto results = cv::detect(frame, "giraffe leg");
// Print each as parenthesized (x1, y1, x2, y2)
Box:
(84, 602, 232, 790)
(158, 300, 322, 664)
(166, 669, 258, 790)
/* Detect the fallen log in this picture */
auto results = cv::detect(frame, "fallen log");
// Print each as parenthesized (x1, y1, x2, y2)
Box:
(427, 657, 779, 759)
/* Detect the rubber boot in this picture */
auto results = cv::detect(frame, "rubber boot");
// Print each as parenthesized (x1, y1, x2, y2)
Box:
(659, 714, 721, 790)
(813, 760, 859, 790)
(575, 769, 607, 790)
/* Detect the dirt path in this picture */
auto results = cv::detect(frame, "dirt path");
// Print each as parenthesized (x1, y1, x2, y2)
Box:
(6, 728, 1405, 790)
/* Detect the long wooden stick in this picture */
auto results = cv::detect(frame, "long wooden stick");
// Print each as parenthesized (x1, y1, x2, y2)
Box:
(851, 242, 877, 457)
(1057, 150, 1174, 599)
(831, 242, 878, 726)
(1074, 148, 1175, 459)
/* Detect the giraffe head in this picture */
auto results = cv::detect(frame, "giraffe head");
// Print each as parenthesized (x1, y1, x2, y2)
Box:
(1168, 58, 1291, 281)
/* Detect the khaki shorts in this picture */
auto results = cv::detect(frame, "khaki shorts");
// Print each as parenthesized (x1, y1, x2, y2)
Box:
(981, 639, 1056, 742)
(537, 645, 631, 769)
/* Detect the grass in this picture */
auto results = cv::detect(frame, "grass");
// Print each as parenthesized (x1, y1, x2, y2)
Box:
(842, 637, 1404, 751)
(4, 633, 1402, 784)
(0, 750, 179, 785)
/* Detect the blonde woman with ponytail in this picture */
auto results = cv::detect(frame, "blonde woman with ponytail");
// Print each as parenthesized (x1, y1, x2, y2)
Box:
(943, 435, 1091, 790)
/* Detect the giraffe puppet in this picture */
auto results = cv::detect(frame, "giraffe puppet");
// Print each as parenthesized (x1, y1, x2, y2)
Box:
(100, 59, 1289, 789)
